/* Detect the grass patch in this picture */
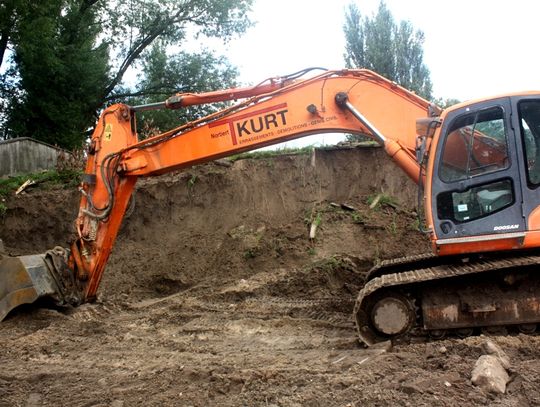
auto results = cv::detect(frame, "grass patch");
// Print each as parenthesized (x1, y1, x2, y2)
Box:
(0, 169, 81, 198)
(187, 174, 198, 189)
(229, 146, 315, 162)
(385, 213, 398, 235)
(243, 248, 258, 259)
(350, 211, 365, 224)
(309, 255, 346, 273)
(304, 208, 323, 227)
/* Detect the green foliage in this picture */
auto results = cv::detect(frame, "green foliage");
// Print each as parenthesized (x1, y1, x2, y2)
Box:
(229, 146, 315, 162)
(409, 217, 421, 232)
(367, 193, 397, 209)
(310, 255, 346, 273)
(0, 0, 17, 71)
(350, 211, 365, 224)
(433, 97, 461, 109)
(187, 174, 198, 189)
(130, 44, 239, 138)
(343, 1, 432, 100)
(93, 0, 254, 100)
(1, 0, 254, 148)
(3, 1, 109, 149)
(0, 202, 6, 216)
(243, 248, 258, 259)
(312, 212, 322, 227)
(345, 133, 372, 143)
(304, 208, 323, 227)
(385, 213, 398, 235)
(0, 169, 81, 198)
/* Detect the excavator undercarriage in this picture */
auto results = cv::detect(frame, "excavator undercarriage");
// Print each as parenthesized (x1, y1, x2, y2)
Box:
(355, 251, 540, 345)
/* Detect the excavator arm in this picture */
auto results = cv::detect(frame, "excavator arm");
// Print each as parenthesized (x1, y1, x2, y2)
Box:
(0, 68, 436, 321)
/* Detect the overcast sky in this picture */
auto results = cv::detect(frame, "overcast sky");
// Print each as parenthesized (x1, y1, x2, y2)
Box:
(208, 0, 540, 147)
(227, 0, 540, 100)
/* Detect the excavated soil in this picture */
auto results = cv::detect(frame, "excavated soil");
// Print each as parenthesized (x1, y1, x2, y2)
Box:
(1, 147, 539, 406)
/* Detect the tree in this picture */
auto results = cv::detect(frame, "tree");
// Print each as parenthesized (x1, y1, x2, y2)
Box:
(1, 0, 253, 148)
(343, 1, 432, 100)
(0, 0, 17, 71)
(129, 44, 239, 138)
(3, 1, 109, 149)
(99, 0, 253, 103)
(435, 97, 460, 109)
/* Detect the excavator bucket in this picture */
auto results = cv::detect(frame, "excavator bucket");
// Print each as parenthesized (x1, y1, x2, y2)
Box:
(0, 253, 62, 321)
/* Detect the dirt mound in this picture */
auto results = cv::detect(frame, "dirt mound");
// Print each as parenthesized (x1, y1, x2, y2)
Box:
(1, 147, 539, 406)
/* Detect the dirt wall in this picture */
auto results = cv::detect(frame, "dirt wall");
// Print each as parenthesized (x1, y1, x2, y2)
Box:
(1, 146, 417, 253)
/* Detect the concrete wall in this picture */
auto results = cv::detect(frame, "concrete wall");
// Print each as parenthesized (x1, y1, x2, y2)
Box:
(0, 138, 69, 176)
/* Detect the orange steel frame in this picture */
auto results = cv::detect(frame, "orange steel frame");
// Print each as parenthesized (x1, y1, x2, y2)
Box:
(72, 69, 437, 301)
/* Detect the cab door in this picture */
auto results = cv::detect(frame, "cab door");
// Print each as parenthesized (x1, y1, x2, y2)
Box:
(512, 97, 540, 232)
(430, 98, 525, 241)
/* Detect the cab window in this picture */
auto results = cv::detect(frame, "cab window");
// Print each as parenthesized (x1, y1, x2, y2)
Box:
(439, 107, 509, 183)
(518, 100, 540, 186)
(437, 179, 514, 223)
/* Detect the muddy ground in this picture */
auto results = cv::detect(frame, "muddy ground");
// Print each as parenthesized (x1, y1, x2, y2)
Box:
(1, 147, 539, 406)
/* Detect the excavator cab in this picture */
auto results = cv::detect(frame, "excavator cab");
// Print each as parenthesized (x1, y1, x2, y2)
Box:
(428, 95, 540, 255)
(355, 94, 540, 345)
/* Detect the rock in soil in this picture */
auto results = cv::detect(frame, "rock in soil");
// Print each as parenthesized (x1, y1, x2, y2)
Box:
(471, 355, 510, 394)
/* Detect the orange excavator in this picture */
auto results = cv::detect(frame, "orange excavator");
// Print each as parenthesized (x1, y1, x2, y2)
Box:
(2, 68, 540, 346)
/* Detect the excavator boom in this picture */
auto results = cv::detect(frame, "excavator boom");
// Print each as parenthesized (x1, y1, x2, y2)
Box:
(1, 68, 434, 322)
(65, 68, 435, 305)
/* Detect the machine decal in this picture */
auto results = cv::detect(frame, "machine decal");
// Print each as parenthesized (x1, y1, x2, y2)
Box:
(493, 224, 520, 231)
(103, 123, 113, 141)
(209, 103, 288, 145)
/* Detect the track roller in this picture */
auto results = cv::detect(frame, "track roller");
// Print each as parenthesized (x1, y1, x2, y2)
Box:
(455, 328, 474, 338)
(518, 323, 537, 334)
(370, 294, 416, 336)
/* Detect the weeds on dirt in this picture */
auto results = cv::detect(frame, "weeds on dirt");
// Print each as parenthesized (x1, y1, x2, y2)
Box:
(321, 202, 371, 226)
(0, 169, 81, 198)
(309, 255, 347, 273)
(312, 212, 322, 227)
(229, 146, 315, 162)
(243, 248, 258, 259)
(271, 236, 285, 257)
(385, 213, 398, 235)
(0, 202, 6, 216)
(367, 193, 398, 210)
(187, 174, 198, 189)
(350, 211, 365, 224)
(409, 217, 421, 231)
(304, 208, 323, 226)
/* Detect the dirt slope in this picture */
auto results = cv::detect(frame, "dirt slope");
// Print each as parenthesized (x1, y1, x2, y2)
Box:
(1, 147, 539, 407)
